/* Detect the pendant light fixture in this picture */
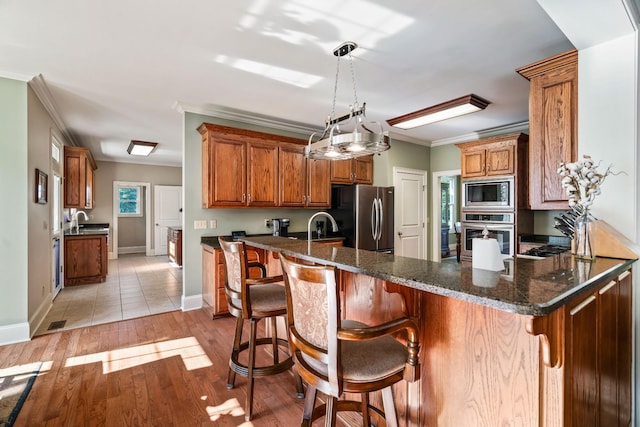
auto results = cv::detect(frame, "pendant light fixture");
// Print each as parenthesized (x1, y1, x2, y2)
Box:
(305, 42, 390, 160)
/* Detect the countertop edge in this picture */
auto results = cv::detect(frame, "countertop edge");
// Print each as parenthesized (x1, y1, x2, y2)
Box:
(240, 236, 636, 317)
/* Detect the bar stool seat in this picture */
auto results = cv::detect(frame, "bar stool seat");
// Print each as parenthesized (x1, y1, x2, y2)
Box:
(218, 237, 303, 421)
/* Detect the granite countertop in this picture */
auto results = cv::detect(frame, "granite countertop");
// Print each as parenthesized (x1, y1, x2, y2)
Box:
(240, 235, 635, 317)
(201, 233, 344, 249)
(64, 229, 109, 236)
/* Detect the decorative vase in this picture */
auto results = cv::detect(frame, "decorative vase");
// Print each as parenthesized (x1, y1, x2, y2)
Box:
(573, 211, 596, 261)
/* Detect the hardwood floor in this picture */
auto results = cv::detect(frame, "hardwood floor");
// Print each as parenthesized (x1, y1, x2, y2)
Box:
(5, 309, 312, 426)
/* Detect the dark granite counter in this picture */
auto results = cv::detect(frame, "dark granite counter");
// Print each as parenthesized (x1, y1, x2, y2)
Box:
(240, 235, 635, 316)
(64, 229, 109, 236)
(201, 233, 344, 249)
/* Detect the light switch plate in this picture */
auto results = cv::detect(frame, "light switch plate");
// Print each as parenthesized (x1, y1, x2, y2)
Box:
(194, 220, 207, 230)
(209, 219, 217, 229)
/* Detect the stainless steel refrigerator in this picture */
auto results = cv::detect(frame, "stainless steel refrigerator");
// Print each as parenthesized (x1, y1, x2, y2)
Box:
(329, 184, 394, 252)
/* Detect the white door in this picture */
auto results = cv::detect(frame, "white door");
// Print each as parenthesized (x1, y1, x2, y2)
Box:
(393, 168, 427, 259)
(154, 185, 182, 255)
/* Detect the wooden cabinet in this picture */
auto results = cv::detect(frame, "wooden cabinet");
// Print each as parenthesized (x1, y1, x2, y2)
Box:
(202, 244, 265, 317)
(278, 144, 331, 208)
(330, 155, 373, 184)
(167, 227, 182, 266)
(456, 133, 527, 179)
(564, 269, 632, 426)
(199, 123, 331, 208)
(64, 146, 97, 209)
(517, 49, 578, 210)
(64, 234, 108, 285)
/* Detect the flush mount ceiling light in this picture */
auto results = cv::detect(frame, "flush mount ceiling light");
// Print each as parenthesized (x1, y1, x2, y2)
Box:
(127, 140, 158, 156)
(305, 42, 390, 161)
(387, 94, 491, 129)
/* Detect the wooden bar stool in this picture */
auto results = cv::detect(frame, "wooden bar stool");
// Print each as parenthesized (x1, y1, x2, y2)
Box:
(218, 238, 303, 421)
(279, 253, 420, 427)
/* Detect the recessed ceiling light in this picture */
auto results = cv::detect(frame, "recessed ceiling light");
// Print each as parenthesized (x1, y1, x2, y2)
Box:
(387, 94, 491, 129)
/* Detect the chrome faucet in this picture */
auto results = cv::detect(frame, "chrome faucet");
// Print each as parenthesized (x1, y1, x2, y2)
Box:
(72, 210, 89, 234)
(307, 212, 338, 242)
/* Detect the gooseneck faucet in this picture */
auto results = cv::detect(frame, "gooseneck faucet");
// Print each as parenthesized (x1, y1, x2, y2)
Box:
(72, 210, 89, 234)
(307, 212, 338, 242)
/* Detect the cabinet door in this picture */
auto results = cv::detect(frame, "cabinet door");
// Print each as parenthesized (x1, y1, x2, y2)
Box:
(209, 137, 246, 207)
(617, 271, 632, 427)
(85, 162, 94, 209)
(279, 144, 307, 207)
(307, 159, 331, 207)
(64, 235, 107, 285)
(247, 141, 278, 207)
(353, 155, 373, 184)
(527, 53, 578, 209)
(567, 293, 598, 426)
(64, 147, 86, 208)
(486, 145, 514, 176)
(202, 246, 216, 309)
(330, 159, 354, 184)
(461, 148, 486, 178)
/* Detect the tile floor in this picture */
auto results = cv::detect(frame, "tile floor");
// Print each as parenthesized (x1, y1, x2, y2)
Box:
(36, 253, 183, 336)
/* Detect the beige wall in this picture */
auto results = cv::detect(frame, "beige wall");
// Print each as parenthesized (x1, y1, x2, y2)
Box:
(92, 161, 181, 251)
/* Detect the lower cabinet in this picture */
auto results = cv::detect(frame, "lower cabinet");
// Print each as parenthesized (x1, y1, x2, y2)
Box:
(167, 227, 182, 266)
(202, 245, 264, 317)
(64, 234, 108, 285)
(565, 269, 632, 426)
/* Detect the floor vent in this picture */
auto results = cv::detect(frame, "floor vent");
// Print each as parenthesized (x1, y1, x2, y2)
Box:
(48, 320, 67, 330)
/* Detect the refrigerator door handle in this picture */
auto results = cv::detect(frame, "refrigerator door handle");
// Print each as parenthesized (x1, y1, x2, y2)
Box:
(371, 199, 377, 241)
(378, 197, 384, 241)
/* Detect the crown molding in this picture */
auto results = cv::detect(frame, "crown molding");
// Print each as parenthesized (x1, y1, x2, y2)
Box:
(430, 121, 529, 147)
(175, 102, 322, 136)
(28, 74, 80, 147)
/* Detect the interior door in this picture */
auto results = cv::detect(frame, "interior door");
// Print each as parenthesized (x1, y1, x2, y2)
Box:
(154, 185, 182, 256)
(394, 169, 426, 259)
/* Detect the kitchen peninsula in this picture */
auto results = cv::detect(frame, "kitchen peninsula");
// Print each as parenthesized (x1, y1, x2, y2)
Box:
(240, 235, 635, 427)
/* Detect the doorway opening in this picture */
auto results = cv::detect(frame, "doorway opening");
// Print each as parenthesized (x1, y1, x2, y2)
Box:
(431, 170, 461, 262)
(111, 181, 152, 259)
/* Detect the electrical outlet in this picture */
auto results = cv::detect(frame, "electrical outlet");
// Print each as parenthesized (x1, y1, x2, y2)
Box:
(264, 219, 271, 227)
(209, 219, 217, 229)
(194, 220, 207, 230)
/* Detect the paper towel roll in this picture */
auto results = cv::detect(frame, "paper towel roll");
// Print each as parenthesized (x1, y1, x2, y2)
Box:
(472, 238, 505, 271)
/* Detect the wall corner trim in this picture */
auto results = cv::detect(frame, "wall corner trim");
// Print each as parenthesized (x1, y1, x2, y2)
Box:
(181, 294, 203, 311)
(0, 321, 30, 346)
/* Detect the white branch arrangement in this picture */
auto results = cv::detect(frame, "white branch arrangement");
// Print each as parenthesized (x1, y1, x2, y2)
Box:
(557, 155, 617, 210)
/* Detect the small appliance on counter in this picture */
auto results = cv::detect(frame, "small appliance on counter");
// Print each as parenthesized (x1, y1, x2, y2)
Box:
(269, 218, 290, 237)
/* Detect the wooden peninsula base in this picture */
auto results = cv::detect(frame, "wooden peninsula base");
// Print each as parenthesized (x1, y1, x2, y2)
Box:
(245, 236, 634, 427)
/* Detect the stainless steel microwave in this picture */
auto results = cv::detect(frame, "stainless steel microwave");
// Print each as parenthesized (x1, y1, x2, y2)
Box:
(462, 177, 514, 211)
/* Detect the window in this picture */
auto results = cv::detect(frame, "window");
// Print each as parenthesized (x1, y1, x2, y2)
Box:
(118, 186, 142, 216)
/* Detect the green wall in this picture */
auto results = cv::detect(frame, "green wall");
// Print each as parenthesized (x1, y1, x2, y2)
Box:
(0, 77, 29, 342)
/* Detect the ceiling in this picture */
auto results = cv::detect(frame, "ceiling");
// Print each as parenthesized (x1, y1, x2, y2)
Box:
(0, 0, 574, 167)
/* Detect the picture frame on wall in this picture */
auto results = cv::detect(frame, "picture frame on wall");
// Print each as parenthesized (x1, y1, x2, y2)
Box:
(35, 168, 48, 204)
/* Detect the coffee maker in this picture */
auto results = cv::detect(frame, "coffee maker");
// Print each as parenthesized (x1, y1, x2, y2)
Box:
(271, 218, 290, 237)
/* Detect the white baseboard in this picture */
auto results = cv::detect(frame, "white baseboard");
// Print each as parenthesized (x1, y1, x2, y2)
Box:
(182, 294, 203, 311)
(118, 246, 146, 254)
(0, 322, 30, 346)
(29, 297, 52, 338)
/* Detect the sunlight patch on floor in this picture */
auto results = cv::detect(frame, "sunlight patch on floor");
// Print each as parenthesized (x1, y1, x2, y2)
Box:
(206, 398, 248, 423)
(64, 336, 212, 373)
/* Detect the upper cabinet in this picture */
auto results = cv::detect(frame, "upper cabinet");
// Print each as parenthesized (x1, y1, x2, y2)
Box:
(517, 49, 578, 210)
(330, 155, 373, 185)
(456, 133, 528, 179)
(199, 123, 331, 208)
(64, 146, 97, 209)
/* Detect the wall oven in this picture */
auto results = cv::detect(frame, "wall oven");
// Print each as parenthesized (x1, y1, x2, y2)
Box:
(461, 212, 514, 259)
(462, 177, 514, 211)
